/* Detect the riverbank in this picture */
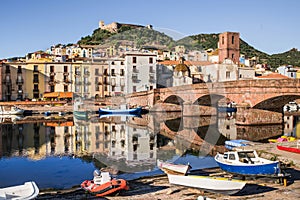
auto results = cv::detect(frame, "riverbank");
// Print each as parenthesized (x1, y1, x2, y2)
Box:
(36, 166, 300, 200)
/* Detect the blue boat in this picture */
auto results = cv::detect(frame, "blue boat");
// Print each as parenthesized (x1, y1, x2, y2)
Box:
(215, 149, 281, 176)
(217, 107, 237, 113)
(99, 107, 142, 116)
(225, 139, 251, 150)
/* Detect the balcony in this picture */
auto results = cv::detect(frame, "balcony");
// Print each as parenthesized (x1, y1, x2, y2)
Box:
(4, 79, 12, 85)
(50, 72, 56, 76)
(97, 81, 102, 85)
(63, 72, 69, 76)
(16, 78, 24, 84)
(33, 69, 39, 73)
(75, 71, 81, 76)
(83, 81, 91, 85)
(33, 89, 39, 93)
(84, 71, 90, 76)
(17, 69, 22, 74)
(18, 90, 23, 94)
(75, 81, 82, 85)
(149, 69, 156, 73)
(133, 69, 139, 73)
(64, 79, 72, 84)
(33, 79, 39, 83)
(48, 80, 56, 85)
(149, 78, 156, 83)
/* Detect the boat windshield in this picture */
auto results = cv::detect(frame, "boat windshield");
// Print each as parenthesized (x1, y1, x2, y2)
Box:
(238, 151, 255, 158)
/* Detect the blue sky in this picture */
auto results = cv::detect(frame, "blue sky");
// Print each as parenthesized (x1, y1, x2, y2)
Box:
(1, 0, 299, 59)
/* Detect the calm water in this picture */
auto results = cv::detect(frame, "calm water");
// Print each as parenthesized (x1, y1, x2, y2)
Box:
(0, 112, 297, 189)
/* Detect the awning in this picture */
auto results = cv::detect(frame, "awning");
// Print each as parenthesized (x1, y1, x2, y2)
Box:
(43, 92, 73, 99)
(43, 92, 59, 98)
(45, 121, 74, 127)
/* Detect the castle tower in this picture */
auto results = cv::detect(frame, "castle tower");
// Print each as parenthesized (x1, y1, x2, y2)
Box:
(99, 20, 104, 28)
(218, 32, 240, 64)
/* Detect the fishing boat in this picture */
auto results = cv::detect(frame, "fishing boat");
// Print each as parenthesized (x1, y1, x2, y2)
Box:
(215, 149, 281, 176)
(157, 160, 191, 175)
(81, 170, 128, 197)
(0, 181, 39, 200)
(99, 106, 142, 115)
(0, 106, 24, 115)
(277, 145, 300, 154)
(167, 174, 246, 195)
(217, 102, 237, 113)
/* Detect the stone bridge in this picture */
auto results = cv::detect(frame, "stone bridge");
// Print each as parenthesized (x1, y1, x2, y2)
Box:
(126, 79, 300, 125)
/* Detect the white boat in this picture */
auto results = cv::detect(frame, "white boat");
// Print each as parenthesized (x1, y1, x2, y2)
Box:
(0, 106, 24, 115)
(0, 181, 39, 200)
(157, 160, 191, 175)
(167, 174, 246, 195)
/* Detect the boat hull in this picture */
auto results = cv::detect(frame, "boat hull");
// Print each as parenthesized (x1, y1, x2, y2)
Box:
(277, 145, 300, 154)
(99, 107, 142, 115)
(167, 174, 246, 195)
(157, 160, 190, 175)
(81, 179, 128, 197)
(215, 155, 280, 176)
(0, 181, 39, 200)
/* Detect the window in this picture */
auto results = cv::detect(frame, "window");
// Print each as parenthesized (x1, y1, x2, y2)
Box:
(133, 86, 136, 92)
(34, 65, 38, 72)
(222, 36, 224, 45)
(64, 66, 68, 72)
(64, 85, 68, 92)
(111, 69, 115, 76)
(226, 71, 230, 79)
(232, 53, 234, 59)
(133, 66, 138, 73)
(95, 69, 99, 75)
(132, 57, 137, 63)
(232, 35, 234, 44)
(120, 69, 124, 76)
(50, 85, 55, 92)
(149, 57, 153, 64)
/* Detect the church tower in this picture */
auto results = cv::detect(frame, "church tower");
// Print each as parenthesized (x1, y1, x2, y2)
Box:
(218, 32, 240, 64)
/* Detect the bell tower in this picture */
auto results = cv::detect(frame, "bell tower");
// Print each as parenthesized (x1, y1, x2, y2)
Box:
(218, 32, 240, 64)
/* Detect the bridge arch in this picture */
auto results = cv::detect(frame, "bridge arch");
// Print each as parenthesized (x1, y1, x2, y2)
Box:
(164, 95, 184, 105)
(253, 95, 300, 111)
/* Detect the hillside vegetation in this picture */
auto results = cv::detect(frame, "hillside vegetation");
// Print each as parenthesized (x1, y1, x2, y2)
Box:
(78, 26, 300, 68)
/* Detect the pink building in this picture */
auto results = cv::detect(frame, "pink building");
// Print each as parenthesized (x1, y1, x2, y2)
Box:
(218, 32, 240, 64)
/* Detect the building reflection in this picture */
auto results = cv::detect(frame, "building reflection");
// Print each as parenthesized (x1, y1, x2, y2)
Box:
(0, 112, 298, 172)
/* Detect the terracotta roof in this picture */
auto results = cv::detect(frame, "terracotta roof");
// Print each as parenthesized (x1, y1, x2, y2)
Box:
(158, 60, 212, 66)
(257, 73, 290, 79)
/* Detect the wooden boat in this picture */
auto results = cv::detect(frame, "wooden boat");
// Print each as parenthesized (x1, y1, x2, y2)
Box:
(215, 149, 281, 176)
(277, 145, 300, 154)
(167, 174, 246, 195)
(225, 139, 251, 150)
(81, 170, 128, 197)
(99, 107, 142, 115)
(157, 160, 191, 175)
(99, 113, 141, 119)
(0, 106, 24, 115)
(0, 181, 39, 200)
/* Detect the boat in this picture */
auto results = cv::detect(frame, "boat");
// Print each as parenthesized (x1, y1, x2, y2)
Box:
(157, 160, 191, 175)
(167, 174, 246, 195)
(277, 145, 300, 154)
(99, 107, 142, 116)
(215, 149, 281, 176)
(268, 136, 297, 143)
(0, 181, 39, 200)
(81, 170, 128, 197)
(225, 139, 251, 150)
(217, 102, 237, 113)
(99, 113, 142, 119)
(0, 106, 24, 115)
(73, 110, 89, 120)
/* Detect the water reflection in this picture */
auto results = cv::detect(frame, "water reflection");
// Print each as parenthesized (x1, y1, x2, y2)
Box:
(0, 112, 298, 189)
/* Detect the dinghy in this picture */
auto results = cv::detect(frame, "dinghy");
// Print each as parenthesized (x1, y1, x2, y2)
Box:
(81, 170, 128, 197)
(157, 160, 191, 175)
(99, 107, 142, 115)
(0, 181, 39, 200)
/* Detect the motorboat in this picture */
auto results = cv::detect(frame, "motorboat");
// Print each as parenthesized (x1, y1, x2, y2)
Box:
(99, 106, 142, 115)
(215, 149, 281, 176)
(81, 170, 128, 197)
(225, 139, 252, 150)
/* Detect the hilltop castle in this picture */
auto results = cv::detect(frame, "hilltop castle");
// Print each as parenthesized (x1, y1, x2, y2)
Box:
(98, 20, 152, 33)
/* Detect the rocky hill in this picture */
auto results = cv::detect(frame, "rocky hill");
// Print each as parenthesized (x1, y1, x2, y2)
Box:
(78, 26, 300, 68)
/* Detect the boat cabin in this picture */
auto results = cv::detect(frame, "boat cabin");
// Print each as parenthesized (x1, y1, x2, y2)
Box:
(222, 150, 260, 164)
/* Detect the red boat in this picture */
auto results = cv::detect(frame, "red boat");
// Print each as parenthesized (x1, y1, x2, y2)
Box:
(81, 178, 129, 197)
(277, 145, 300, 154)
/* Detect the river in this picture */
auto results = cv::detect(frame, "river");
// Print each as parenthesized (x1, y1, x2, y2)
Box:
(0, 112, 298, 189)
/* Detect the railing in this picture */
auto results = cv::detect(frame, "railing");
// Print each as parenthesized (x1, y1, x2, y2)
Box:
(50, 72, 56, 76)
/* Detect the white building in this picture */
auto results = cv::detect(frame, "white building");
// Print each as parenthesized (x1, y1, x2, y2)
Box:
(124, 51, 157, 94)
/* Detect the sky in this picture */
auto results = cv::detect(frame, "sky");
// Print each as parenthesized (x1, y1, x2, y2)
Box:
(1, 0, 300, 59)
